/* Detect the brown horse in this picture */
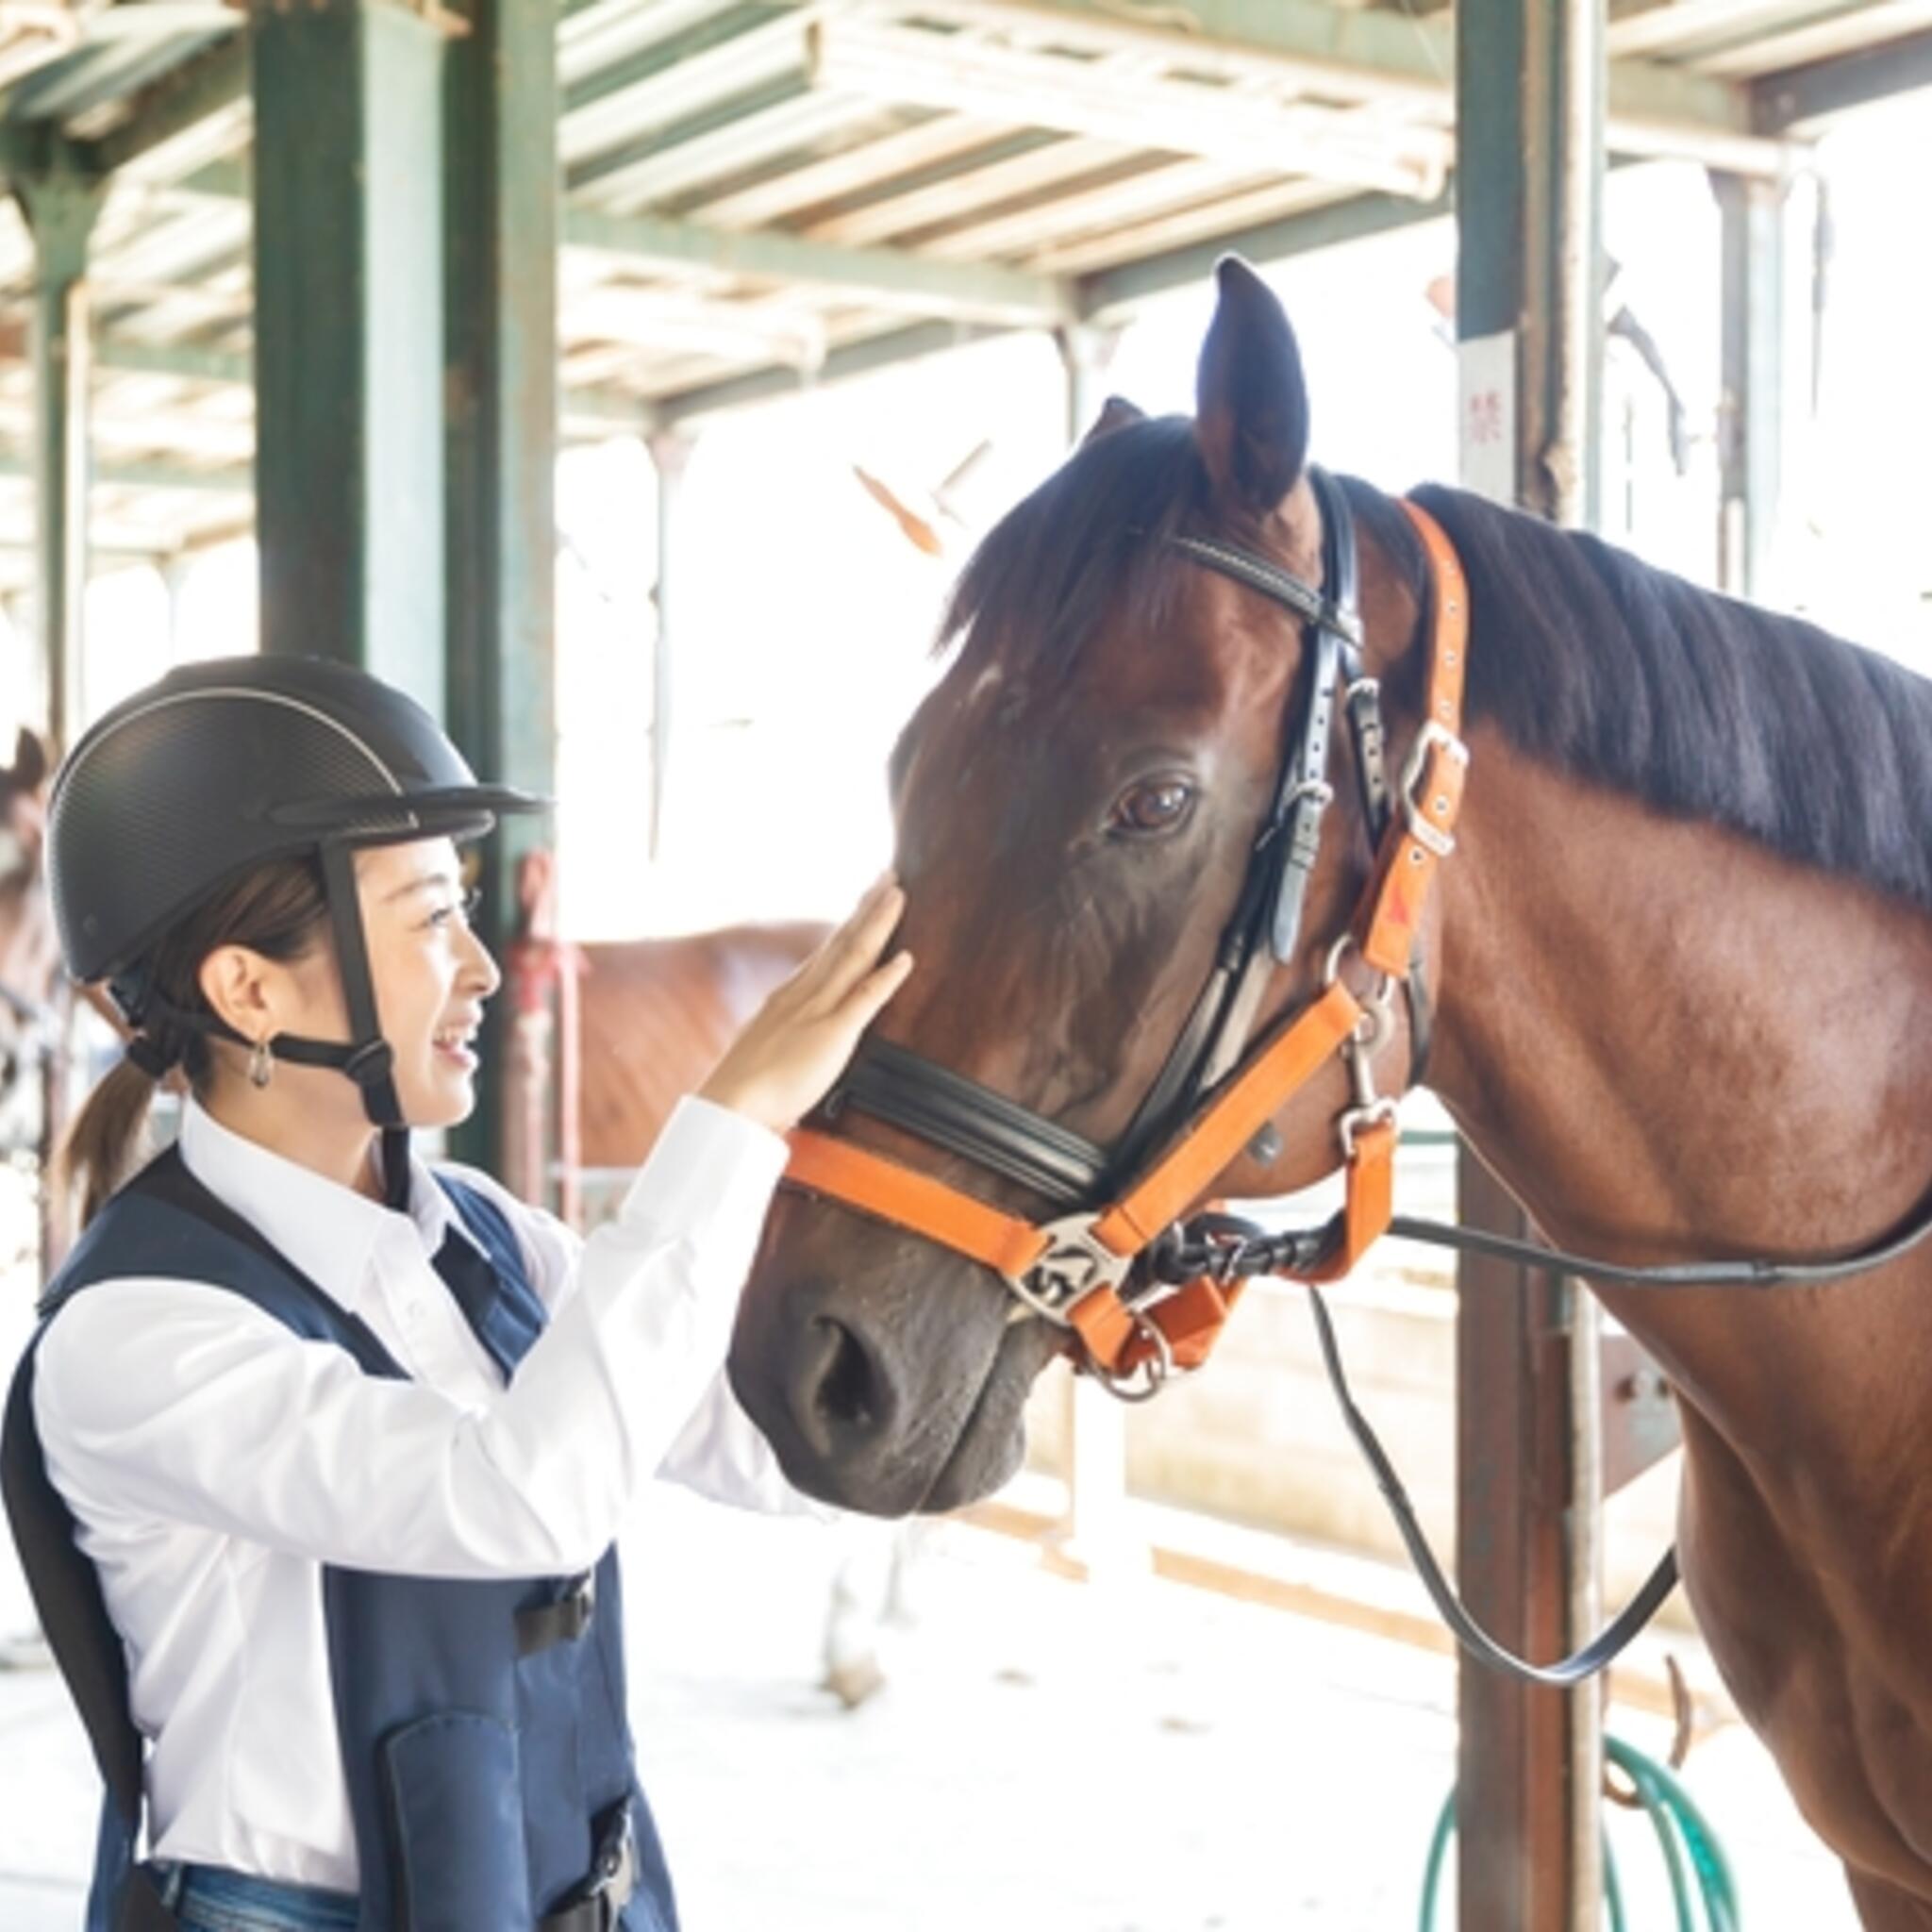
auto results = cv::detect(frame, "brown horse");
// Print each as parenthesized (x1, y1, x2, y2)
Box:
(0, 728, 58, 1146)
(727, 258, 1932, 1924)
(574, 922, 828, 1173)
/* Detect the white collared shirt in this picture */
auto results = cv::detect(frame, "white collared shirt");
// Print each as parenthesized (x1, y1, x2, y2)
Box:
(32, 1093, 799, 1892)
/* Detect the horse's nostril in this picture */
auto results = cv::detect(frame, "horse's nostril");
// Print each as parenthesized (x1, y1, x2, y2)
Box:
(812, 1317, 880, 1434)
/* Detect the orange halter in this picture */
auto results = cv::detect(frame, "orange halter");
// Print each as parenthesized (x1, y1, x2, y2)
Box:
(784, 502, 1470, 1394)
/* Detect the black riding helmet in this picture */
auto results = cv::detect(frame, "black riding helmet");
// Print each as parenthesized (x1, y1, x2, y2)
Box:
(46, 655, 545, 1206)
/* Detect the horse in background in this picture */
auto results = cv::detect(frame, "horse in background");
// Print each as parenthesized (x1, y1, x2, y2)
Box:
(574, 922, 829, 1178)
(0, 728, 58, 1155)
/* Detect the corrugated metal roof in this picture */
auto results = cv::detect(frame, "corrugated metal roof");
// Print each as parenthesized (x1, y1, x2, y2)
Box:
(0, 0, 1922, 586)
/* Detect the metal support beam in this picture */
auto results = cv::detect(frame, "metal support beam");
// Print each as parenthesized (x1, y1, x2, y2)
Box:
(645, 428, 693, 865)
(84, 37, 247, 176)
(1078, 186, 1452, 324)
(1753, 28, 1932, 133)
(13, 159, 103, 753)
(1455, 1158, 1596, 1930)
(656, 319, 1008, 425)
(1713, 173, 1786, 600)
(442, 0, 559, 1184)
(1454, 0, 1607, 1915)
(904, 0, 1784, 172)
(562, 205, 1070, 329)
(251, 0, 446, 709)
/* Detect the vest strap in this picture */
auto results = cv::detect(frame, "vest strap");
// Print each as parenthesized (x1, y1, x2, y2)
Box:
(516, 1573, 596, 1657)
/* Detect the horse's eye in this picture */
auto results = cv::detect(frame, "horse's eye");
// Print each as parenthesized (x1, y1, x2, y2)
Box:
(1108, 776, 1195, 836)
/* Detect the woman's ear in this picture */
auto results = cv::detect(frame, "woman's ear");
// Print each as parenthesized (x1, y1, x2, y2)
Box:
(197, 943, 279, 1041)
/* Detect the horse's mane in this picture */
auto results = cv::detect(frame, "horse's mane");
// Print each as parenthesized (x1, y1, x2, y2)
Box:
(942, 420, 1932, 916)
(940, 415, 1208, 669)
(1394, 482, 1932, 916)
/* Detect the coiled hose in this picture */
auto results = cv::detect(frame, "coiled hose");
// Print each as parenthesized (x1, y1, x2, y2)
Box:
(1419, 1735, 1739, 1931)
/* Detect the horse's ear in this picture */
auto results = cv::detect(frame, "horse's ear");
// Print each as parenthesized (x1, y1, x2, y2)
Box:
(1078, 395, 1144, 448)
(9, 727, 46, 791)
(1194, 256, 1309, 515)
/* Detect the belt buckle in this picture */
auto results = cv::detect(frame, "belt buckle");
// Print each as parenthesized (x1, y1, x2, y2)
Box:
(591, 1808, 637, 1928)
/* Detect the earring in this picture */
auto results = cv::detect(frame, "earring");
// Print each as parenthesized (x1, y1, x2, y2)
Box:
(249, 1037, 274, 1090)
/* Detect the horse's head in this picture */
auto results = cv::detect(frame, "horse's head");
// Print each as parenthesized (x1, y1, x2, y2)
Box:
(729, 259, 1440, 1513)
(0, 726, 49, 885)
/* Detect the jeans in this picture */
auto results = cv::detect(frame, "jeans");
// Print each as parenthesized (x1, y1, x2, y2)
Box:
(158, 1861, 359, 1931)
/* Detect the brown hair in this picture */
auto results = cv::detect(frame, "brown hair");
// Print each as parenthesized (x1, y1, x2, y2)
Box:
(60, 857, 330, 1226)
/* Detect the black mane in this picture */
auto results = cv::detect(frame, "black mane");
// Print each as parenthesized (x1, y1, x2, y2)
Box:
(941, 415, 1208, 671)
(944, 421, 1932, 916)
(1403, 482, 1932, 916)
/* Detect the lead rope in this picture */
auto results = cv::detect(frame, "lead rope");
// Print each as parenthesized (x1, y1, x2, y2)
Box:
(1304, 1284, 1680, 1686)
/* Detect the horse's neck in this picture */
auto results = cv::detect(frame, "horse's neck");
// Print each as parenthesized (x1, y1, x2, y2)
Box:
(1425, 727, 1932, 1437)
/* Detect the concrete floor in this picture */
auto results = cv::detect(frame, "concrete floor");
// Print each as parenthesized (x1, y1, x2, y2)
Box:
(0, 1480, 1859, 1931)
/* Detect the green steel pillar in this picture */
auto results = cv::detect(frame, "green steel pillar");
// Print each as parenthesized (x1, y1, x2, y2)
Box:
(1713, 173, 1786, 601)
(1454, 0, 1607, 1923)
(645, 428, 693, 864)
(13, 159, 104, 753)
(442, 0, 558, 1176)
(250, 0, 447, 711)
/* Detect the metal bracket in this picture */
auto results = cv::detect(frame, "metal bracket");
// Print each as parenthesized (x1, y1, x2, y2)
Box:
(1007, 1213, 1133, 1324)
(1600, 1331, 1681, 1497)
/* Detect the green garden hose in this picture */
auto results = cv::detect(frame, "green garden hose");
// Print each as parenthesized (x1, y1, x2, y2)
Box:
(1419, 1735, 1739, 1931)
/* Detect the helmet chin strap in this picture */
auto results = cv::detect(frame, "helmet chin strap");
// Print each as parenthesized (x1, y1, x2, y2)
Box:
(314, 841, 411, 1211)
(121, 843, 415, 1211)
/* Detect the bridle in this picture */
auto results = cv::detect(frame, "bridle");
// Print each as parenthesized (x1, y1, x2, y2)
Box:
(786, 469, 1471, 1401)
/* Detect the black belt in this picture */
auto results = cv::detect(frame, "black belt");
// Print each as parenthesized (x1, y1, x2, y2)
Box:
(540, 1804, 637, 1932)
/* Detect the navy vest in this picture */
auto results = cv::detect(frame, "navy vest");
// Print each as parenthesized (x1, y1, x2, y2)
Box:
(0, 1147, 675, 1932)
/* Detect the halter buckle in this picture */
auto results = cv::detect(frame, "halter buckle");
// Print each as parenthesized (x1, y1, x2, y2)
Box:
(1338, 1096, 1398, 1160)
(1081, 1310, 1175, 1404)
(1397, 720, 1469, 859)
(1008, 1213, 1133, 1324)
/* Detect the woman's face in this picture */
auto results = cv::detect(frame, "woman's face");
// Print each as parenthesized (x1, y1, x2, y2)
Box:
(352, 837, 502, 1129)
(245, 836, 501, 1132)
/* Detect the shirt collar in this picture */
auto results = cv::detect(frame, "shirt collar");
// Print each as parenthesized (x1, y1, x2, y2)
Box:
(176, 1100, 472, 1314)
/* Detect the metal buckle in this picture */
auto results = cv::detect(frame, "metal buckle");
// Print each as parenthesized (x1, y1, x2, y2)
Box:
(1006, 1213, 1133, 1324)
(1081, 1309, 1175, 1405)
(597, 1814, 636, 1920)
(1338, 1096, 1398, 1159)
(1397, 719, 1469, 859)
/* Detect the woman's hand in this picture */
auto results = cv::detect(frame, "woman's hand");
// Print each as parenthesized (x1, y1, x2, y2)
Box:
(698, 875, 913, 1136)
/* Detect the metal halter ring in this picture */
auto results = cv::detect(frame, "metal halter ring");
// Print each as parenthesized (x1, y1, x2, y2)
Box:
(1322, 933, 1395, 1026)
(1083, 1310, 1175, 1405)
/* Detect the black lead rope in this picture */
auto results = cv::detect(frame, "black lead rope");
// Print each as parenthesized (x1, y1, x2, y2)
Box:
(1305, 1285, 1681, 1687)
(1159, 1191, 1932, 1687)
(1387, 1205, 1932, 1289)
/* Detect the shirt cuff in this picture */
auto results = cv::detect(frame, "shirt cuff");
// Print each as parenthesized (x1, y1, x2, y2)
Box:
(614, 1092, 790, 1246)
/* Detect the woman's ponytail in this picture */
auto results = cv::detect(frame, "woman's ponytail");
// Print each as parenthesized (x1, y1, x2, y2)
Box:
(59, 1055, 162, 1229)
(57, 854, 329, 1228)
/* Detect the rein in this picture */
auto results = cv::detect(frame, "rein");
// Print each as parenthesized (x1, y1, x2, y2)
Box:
(779, 478, 1932, 1688)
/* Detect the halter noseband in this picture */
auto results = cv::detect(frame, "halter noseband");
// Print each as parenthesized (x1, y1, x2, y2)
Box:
(784, 475, 1471, 1399)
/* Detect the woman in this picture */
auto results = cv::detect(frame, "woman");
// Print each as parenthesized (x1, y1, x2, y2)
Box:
(1, 655, 908, 1932)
